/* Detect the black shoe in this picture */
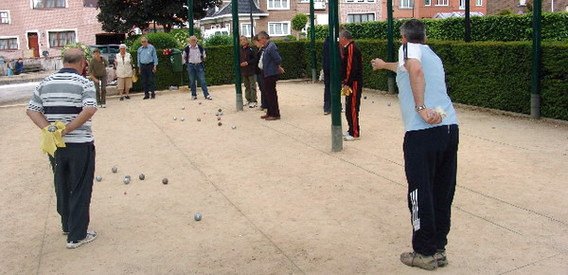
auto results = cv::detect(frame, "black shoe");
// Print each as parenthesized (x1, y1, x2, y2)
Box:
(151, 93, 156, 99)
(125, 96, 130, 99)
(143, 95, 149, 100)
(119, 97, 124, 101)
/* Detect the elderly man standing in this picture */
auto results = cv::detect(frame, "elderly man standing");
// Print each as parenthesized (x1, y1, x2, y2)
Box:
(88, 48, 108, 107)
(255, 31, 284, 120)
(137, 36, 158, 99)
(183, 36, 212, 100)
(372, 19, 459, 270)
(239, 36, 258, 108)
(339, 30, 363, 141)
(26, 48, 98, 249)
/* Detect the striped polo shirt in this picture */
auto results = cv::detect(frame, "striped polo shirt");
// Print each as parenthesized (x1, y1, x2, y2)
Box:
(27, 68, 97, 143)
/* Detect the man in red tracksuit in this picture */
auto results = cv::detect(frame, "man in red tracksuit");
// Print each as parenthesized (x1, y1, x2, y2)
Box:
(340, 30, 363, 141)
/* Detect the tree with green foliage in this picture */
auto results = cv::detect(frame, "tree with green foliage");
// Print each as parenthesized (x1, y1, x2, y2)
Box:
(97, 0, 221, 33)
(291, 14, 309, 39)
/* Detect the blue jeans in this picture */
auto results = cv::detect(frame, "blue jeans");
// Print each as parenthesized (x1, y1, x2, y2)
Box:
(187, 63, 209, 97)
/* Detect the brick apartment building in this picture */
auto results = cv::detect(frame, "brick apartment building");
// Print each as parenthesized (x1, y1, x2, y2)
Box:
(383, 0, 486, 19)
(199, 0, 383, 38)
(487, 0, 568, 14)
(0, 0, 104, 61)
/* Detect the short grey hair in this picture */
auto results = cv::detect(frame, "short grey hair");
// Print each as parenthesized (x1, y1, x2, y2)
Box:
(339, 30, 353, 40)
(257, 31, 270, 40)
(400, 19, 426, 43)
(63, 48, 85, 64)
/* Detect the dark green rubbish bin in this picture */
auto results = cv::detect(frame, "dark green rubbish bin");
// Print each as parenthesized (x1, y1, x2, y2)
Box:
(170, 49, 183, 72)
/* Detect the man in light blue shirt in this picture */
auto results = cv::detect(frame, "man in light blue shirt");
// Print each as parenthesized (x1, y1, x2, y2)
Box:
(372, 19, 459, 271)
(137, 36, 158, 99)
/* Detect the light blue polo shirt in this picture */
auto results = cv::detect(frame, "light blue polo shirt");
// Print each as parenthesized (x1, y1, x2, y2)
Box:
(396, 43, 458, 132)
(137, 44, 158, 67)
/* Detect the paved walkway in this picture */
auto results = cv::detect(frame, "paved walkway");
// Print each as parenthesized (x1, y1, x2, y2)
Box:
(1, 82, 566, 274)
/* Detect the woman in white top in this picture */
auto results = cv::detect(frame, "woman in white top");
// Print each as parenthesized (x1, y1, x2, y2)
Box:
(114, 44, 134, 100)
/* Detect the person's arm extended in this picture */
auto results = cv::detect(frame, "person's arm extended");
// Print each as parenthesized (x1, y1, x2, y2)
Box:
(371, 58, 397, 72)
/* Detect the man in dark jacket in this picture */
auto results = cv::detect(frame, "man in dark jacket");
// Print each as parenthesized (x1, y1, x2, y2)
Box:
(239, 36, 258, 108)
(339, 30, 363, 141)
(255, 31, 284, 120)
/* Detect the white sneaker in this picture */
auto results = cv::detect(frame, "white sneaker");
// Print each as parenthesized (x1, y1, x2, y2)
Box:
(206, 95, 213, 100)
(343, 131, 349, 137)
(249, 102, 257, 108)
(101, 104, 106, 108)
(191, 96, 197, 100)
(344, 135, 359, 141)
(66, 231, 97, 249)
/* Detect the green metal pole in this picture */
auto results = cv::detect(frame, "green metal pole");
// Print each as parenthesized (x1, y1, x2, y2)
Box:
(231, 0, 243, 111)
(465, 0, 471, 42)
(531, 0, 542, 119)
(329, 0, 342, 152)
(310, 0, 317, 83)
(386, 0, 395, 93)
(188, 0, 194, 36)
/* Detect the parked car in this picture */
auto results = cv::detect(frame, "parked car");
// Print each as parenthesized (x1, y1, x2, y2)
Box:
(89, 44, 120, 66)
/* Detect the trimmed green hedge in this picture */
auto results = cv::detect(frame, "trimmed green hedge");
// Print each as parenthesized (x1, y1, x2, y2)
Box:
(130, 40, 567, 120)
(313, 12, 568, 42)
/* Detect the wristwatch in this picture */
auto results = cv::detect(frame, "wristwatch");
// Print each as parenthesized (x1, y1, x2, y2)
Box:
(415, 105, 427, 112)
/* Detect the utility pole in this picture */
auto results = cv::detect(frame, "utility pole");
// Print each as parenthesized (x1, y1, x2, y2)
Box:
(464, 0, 471, 42)
(249, 0, 254, 42)
(329, 0, 342, 152)
(231, 0, 244, 111)
(188, 0, 194, 36)
(531, 0, 542, 119)
(309, 0, 317, 83)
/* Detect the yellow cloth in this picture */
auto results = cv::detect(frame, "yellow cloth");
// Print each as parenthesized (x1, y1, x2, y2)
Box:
(41, 121, 66, 157)
(341, 86, 352, 96)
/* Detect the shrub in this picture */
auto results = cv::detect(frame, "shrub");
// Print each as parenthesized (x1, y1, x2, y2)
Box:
(204, 35, 232, 46)
(130, 32, 180, 52)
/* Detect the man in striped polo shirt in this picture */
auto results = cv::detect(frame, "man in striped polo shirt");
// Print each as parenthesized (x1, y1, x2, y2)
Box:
(26, 48, 98, 249)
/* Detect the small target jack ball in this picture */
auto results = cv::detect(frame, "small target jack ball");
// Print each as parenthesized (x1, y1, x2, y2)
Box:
(96, 175, 102, 182)
(162, 178, 169, 185)
(194, 213, 202, 221)
(139, 174, 145, 180)
(112, 166, 118, 173)
(217, 117, 221, 121)
(231, 125, 237, 130)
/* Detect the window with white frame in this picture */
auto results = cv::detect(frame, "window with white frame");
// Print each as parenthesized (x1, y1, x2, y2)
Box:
(33, 0, 66, 9)
(459, 0, 465, 9)
(476, 0, 482, 6)
(435, 0, 448, 6)
(347, 13, 375, 23)
(268, 21, 290, 36)
(268, 0, 289, 9)
(0, 37, 18, 50)
(0, 11, 9, 24)
(424, 0, 431, 6)
(400, 0, 414, 8)
(519, 0, 526, 6)
(346, 0, 375, 2)
(241, 23, 254, 37)
(48, 31, 75, 47)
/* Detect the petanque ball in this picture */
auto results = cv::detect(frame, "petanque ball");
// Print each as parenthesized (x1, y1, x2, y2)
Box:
(162, 178, 168, 185)
(96, 175, 102, 182)
(218, 122, 222, 126)
(173, 116, 177, 121)
(180, 117, 185, 121)
(182, 106, 186, 110)
(197, 118, 201, 122)
(387, 102, 391, 106)
(218, 108, 222, 112)
(364, 96, 367, 99)
(194, 213, 202, 221)
(112, 166, 118, 173)
(123, 177, 131, 184)
(139, 174, 145, 180)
